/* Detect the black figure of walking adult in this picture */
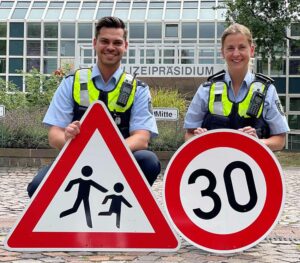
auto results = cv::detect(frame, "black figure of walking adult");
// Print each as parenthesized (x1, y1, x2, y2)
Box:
(60, 165, 108, 228)
(98, 182, 132, 228)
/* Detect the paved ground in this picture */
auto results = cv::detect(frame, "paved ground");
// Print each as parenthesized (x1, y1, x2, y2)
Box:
(0, 166, 299, 262)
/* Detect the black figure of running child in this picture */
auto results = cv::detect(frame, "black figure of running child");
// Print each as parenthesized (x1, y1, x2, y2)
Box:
(98, 182, 132, 228)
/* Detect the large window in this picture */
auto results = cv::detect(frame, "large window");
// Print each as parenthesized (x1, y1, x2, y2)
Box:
(10, 22, 24, 38)
(78, 23, 93, 39)
(44, 23, 58, 38)
(165, 1, 181, 20)
(290, 98, 300, 111)
(199, 23, 215, 39)
(182, 23, 197, 39)
(147, 23, 162, 39)
(182, 1, 198, 20)
(96, 2, 113, 19)
(0, 23, 7, 37)
(27, 23, 41, 38)
(9, 40, 23, 56)
(129, 23, 144, 39)
(130, 2, 147, 20)
(165, 24, 178, 38)
(147, 1, 164, 20)
(61, 23, 75, 38)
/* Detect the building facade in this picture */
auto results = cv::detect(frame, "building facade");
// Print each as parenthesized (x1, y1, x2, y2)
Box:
(0, 0, 299, 149)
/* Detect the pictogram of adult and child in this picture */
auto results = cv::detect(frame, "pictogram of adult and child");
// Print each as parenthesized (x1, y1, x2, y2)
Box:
(60, 165, 132, 228)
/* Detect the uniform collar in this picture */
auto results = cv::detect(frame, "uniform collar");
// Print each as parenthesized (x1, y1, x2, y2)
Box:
(91, 64, 124, 85)
(224, 70, 255, 89)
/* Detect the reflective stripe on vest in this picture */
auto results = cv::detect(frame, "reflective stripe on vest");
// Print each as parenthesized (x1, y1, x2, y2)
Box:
(209, 80, 266, 118)
(209, 81, 232, 116)
(73, 68, 136, 112)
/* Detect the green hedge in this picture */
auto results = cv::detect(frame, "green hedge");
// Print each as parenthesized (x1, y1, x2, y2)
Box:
(0, 72, 188, 151)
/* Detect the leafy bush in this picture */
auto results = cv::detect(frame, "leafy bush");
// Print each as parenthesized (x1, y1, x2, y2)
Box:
(0, 72, 189, 150)
(150, 88, 187, 151)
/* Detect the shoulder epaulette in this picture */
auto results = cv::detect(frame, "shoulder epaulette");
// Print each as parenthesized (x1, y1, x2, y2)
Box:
(137, 79, 147, 87)
(202, 81, 212, 87)
(255, 73, 274, 85)
(207, 69, 226, 82)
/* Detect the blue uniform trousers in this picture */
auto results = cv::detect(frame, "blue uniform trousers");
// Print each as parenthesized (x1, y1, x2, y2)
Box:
(27, 149, 161, 198)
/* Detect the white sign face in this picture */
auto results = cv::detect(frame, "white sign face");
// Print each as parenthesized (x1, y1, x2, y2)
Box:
(153, 108, 179, 121)
(0, 105, 5, 117)
(164, 129, 285, 254)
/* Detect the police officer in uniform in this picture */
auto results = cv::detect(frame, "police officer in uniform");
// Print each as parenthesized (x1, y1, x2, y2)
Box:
(27, 16, 160, 197)
(184, 23, 289, 151)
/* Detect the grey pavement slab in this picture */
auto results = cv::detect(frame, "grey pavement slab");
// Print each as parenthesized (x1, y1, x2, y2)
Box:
(0, 166, 299, 262)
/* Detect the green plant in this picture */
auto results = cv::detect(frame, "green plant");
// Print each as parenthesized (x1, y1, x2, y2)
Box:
(150, 88, 187, 151)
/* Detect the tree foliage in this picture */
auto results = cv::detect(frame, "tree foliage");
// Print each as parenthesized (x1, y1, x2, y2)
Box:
(223, 0, 300, 59)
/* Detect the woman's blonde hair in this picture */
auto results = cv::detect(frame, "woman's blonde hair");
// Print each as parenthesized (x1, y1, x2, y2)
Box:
(221, 23, 253, 47)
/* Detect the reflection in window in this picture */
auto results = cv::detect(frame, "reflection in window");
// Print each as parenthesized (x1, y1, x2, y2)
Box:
(44, 23, 58, 38)
(199, 1, 215, 20)
(0, 9, 10, 19)
(79, 2, 97, 20)
(182, 23, 197, 38)
(0, 59, 5, 73)
(291, 23, 300, 37)
(44, 41, 58, 56)
(11, 9, 28, 19)
(0, 40, 6, 55)
(130, 23, 144, 39)
(96, 2, 113, 19)
(217, 22, 226, 38)
(27, 23, 41, 38)
(61, 41, 75, 56)
(165, 1, 181, 20)
(290, 39, 300, 56)
(26, 58, 40, 72)
(288, 115, 300, 129)
(290, 98, 300, 112)
(44, 58, 57, 74)
(27, 9, 45, 19)
(256, 59, 268, 74)
(147, 1, 164, 20)
(199, 23, 215, 38)
(288, 134, 300, 150)
(289, 60, 300, 75)
(182, 1, 198, 19)
(130, 2, 147, 20)
(9, 58, 23, 73)
(114, 2, 130, 21)
(61, 24, 75, 38)
(27, 40, 41, 56)
(10, 22, 24, 38)
(165, 24, 178, 37)
(271, 60, 286, 75)
(273, 77, 286, 93)
(78, 24, 93, 39)
(62, 9, 79, 20)
(9, 40, 23, 56)
(147, 23, 162, 39)
(290, 78, 300, 94)
(0, 23, 6, 37)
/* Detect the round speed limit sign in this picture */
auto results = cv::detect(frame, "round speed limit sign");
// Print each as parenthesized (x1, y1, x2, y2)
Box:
(163, 129, 285, 253)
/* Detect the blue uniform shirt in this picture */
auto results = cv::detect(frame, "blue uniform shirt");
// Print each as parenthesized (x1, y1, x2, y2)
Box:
(43, 65, 158, 137)
(184, 71, 290, 135)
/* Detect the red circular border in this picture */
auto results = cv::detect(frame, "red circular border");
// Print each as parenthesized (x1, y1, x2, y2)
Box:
(164, 130, 283, 252)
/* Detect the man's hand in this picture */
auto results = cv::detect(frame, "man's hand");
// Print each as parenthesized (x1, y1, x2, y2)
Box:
(65, 121, 81, 141)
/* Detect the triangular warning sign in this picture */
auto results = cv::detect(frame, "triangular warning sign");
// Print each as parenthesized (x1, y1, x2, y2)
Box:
(5, 101, 180, 251)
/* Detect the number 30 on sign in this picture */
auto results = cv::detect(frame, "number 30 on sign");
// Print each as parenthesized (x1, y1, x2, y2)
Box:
(163, 129, 284, 254)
